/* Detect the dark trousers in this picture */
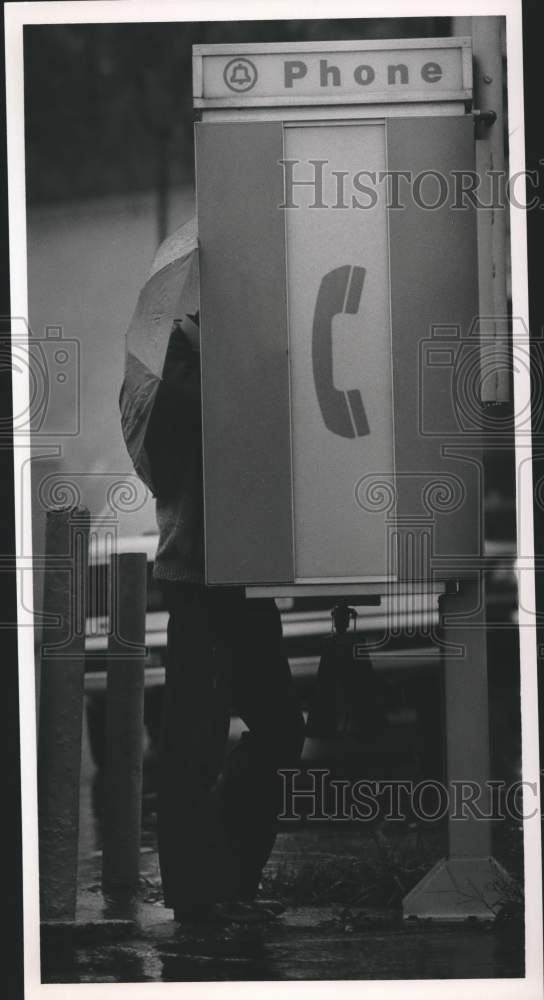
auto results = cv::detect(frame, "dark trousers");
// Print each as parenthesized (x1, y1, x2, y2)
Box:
(157, 582, 305, 907)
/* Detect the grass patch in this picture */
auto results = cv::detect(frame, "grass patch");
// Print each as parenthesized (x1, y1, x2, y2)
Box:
(262, 823, 445, 909)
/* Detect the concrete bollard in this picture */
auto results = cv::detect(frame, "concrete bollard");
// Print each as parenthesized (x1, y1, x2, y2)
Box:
(38, 506, 90, 923)
(102, 552, 147, 891)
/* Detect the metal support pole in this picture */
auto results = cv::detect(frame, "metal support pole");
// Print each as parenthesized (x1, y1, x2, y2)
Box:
(404, 16, 513, 921)
(442, 575, 492, 857)
(453, 15, 510, 403)
(403, 575, 509, 920)
(102, 552, 147, 891)
(38, 507, 90, 923)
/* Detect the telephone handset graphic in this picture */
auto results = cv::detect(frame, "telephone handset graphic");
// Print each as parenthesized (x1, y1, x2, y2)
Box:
(312, 265, 370, 439)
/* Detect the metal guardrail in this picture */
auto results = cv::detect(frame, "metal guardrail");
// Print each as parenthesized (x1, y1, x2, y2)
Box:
(85, 583, 516, 657)
(83, 646, 443, 694)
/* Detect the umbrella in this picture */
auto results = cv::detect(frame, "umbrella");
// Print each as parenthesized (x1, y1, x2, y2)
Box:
(119, 216, 199, 494)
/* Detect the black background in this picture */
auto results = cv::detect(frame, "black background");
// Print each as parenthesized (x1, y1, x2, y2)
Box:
(1, 2, 542, 995)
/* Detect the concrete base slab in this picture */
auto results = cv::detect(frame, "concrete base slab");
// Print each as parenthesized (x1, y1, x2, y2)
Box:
(402, 856, 512, 921)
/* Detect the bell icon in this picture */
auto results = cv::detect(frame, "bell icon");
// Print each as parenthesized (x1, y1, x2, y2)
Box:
(230, 62, 251, 86)
(223, 57, 257, 92)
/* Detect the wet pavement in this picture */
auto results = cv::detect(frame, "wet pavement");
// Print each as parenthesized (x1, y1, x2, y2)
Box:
(42, 904, 524, 983)
(42, 896, 524, 982)
(41, 828, 525, 984)
(39, 695, 525, 984)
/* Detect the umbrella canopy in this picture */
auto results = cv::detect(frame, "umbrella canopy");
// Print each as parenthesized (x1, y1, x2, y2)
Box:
(119, 216, 199, 493)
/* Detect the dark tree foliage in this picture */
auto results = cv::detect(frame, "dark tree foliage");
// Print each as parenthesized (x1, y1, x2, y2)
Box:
(23, 18, 450, 205)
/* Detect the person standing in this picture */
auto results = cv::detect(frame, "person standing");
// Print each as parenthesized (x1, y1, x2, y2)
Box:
(144, 311, 305, 924)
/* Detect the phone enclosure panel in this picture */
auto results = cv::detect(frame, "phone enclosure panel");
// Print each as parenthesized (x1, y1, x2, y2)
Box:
(284, 122, 394, 582)
(388, 115, 482, 581)
(195, 121, 294, 585)
(196, 116, 480, 588)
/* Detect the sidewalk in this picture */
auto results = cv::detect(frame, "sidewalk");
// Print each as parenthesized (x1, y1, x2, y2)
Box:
(41, 826, 525, 984)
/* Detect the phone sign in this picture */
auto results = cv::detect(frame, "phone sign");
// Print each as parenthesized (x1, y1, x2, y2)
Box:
(285, 122, 394, 581)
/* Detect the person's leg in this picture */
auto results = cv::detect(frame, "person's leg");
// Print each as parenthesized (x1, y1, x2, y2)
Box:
(157, 581, 237, 909)
(211, 593, 306, 899)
